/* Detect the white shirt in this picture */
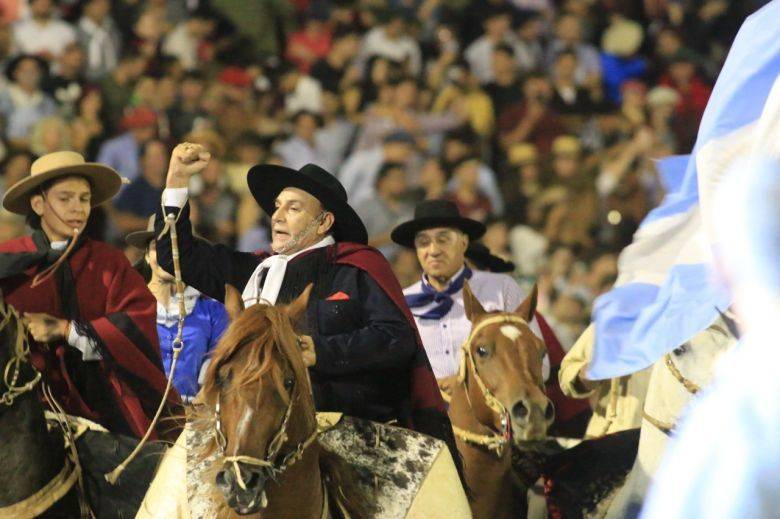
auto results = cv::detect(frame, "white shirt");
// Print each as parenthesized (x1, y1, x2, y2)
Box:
(360, 27, 422, 74)
(285, 75, 323, 115)
(162, 22, 198, 70)
(13, 17, 75, 59)
(403, 269, 526, 379)
(156, 285, 201, 327)
(337, 146, 384, 207)
(275, 135, 322, 170)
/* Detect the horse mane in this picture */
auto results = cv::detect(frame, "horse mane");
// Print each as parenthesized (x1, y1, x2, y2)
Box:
(190, 304, 374, 517)
(201, 304, 312, 409)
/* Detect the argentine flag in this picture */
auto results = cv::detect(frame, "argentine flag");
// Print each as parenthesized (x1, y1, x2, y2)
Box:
(588, 0, 780, 380)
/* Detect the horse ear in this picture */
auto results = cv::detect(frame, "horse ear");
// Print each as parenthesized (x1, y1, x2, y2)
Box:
(514, 284, 538, 322)
(224, 284, 244, 321)
(463, 282, 486, 322)
(287, 284, 313, 325)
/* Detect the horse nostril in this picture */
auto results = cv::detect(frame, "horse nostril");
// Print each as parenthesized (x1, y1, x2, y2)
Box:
(246, 470, 260, 488)
(216, 470, 229, 489)
(512, 401, 529, 420)
(544, 401, 555, 422)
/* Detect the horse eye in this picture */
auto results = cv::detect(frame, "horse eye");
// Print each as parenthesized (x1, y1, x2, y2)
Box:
(673, 344, 688, 356)
(283, 377, 294, 391)
(476, 345, 490, 358)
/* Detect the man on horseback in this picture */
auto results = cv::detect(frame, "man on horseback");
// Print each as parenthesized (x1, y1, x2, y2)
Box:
(392, 200, 590, 432)
(155, 143, 458, 458)
(0, 151, 180, 440)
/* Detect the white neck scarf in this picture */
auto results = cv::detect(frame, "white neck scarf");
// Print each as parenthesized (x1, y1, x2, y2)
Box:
(242, 236, 335, 307)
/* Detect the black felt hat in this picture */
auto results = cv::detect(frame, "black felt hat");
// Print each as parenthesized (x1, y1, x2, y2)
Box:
(247, 163, 368, 244)
(391, 199, 486, 248)
(125, 214, 156, 250)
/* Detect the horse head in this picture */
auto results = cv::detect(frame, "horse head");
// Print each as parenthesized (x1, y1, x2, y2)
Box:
(200, 285, 315, 515)
(461, 283, 554, 445)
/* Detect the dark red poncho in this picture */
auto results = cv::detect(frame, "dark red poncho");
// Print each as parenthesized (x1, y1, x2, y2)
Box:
(0, 234, 180, 439)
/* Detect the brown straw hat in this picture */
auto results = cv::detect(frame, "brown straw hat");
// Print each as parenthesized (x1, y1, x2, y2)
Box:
(2, 151, 123, 215)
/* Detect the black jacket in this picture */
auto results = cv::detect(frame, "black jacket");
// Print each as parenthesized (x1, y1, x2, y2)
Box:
(154, 203, 418, 424)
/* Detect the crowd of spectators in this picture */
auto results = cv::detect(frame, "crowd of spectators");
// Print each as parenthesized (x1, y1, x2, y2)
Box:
(0, 0, 761, 349)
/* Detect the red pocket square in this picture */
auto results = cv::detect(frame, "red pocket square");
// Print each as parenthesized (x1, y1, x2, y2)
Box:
(326, 291, 350, 301)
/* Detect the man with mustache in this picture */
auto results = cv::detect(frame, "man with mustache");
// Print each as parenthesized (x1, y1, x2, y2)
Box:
(155, 143, 459, 461)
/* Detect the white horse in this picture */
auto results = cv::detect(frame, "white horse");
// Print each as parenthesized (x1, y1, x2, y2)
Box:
(605, 314, 738, 518)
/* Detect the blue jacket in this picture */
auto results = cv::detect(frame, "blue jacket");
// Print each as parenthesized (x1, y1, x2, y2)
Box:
(157, 294, 229, 399)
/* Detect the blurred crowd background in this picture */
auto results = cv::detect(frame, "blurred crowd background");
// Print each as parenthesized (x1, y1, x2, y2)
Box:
(0, 0, 762, 350)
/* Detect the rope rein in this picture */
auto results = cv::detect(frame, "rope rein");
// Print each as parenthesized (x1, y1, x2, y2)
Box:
(1, 303, 41, 407)
(642, 353, 701, 436)
(105, 210, 187, 484)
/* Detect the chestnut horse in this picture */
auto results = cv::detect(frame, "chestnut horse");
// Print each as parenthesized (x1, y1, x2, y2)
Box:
(448, 283, 555, 519)
(192, 287, 367, 518)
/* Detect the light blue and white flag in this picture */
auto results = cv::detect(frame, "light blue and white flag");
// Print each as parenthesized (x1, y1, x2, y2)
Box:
(588, 0, 780, 380)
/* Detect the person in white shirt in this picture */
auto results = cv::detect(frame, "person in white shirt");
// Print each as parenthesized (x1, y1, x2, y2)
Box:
(77, 0, 121, 81)
(464, 6, 521, 85)
(275, 110, 324, 170)
(359, 11, 422, 75)
(161, 8, 216, 71)
(13, 0, 76, 62)
(392, 200, 525, 387)
(338, 131, 415, 207)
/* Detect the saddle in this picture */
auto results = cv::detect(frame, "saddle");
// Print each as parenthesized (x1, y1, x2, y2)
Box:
(138, 413, 469, 518)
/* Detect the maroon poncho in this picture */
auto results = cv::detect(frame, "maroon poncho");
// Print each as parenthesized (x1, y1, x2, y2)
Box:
(0, 234, 180, 439)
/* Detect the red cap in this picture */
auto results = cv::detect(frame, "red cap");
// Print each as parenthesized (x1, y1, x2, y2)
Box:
(120, 107, 158, 130)
(218, 66, 252, 88)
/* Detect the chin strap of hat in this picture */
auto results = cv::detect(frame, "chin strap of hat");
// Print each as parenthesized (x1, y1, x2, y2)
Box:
(31, 192, 81, 288)
(105, 210, 186, 484)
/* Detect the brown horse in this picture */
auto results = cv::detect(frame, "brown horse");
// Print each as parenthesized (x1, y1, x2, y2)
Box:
(448, 283, 554, 519)
(194, 286, 366, 518)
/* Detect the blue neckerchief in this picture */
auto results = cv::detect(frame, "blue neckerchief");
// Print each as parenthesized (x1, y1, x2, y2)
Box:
(405, 266, 473, 320)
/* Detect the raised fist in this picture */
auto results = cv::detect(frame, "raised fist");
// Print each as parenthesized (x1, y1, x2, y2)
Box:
(166, 142, 211, 189)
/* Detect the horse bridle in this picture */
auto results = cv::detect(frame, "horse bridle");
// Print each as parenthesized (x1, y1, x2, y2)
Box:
(0, 302, 88, 518)
(0, 303, 41, 408)
(213, 343, 319, 489)
(642, 352, 701, 436)
(452, 314, 532, 456)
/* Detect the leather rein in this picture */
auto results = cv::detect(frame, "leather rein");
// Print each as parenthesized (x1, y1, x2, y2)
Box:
(213, 339, 321, 501)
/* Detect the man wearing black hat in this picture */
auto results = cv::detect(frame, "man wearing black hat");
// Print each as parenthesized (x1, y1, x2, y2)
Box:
(155, 143, 458, 458)
(391, 200, 580, 416)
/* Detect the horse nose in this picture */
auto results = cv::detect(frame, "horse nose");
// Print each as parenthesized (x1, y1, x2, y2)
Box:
(512, 400, 529, 421)
(512, 398, 555, 423)
(216, 466, 264, 495)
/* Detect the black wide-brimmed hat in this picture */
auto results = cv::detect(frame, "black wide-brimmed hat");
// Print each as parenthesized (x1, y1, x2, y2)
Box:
(466, 242, 516, 273)
(391, 199, 486, 248)
(125, 214, 156, 250)
(247, 163, 368, 244)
